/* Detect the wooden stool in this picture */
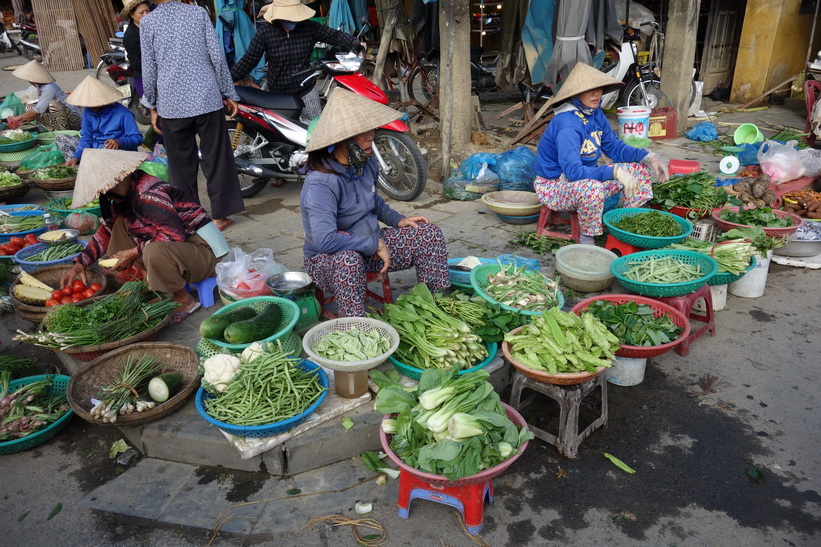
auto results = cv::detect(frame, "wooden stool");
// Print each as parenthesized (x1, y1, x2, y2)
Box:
(397, 471, 493, 535)
(508, 371, 607, 458)
(535, 205, 581, 242)
(315, 271, 393, 320)
(604, 234, 644, 257)
(657, 284, 716, 357)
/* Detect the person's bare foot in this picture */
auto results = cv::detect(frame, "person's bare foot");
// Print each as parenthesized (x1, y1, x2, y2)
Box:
(214, 218, 233, 231)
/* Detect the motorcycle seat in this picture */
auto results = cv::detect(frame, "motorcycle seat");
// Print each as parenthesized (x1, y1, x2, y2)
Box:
(235, 86, 303, 113)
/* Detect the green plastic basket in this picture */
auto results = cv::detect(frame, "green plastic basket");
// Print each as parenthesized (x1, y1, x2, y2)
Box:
(603, 208, 693, 249)
(469, 263, 565, 315)
(708, 255, 756, 286)
(204, 296, 300, 352)
(388, 341, 498, 381)
(0, 375, 74, 455)
(196, 329, 302, 359)
(45, 197, 101, 219)
(610, 250, 718, 297)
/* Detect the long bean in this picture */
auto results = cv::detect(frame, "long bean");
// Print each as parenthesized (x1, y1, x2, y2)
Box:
(622, 256, 703, 283)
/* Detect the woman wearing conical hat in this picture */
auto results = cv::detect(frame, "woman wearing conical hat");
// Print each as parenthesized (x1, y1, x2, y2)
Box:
(7, 60, 81, 130)
(55, 75, 143, 167)
(534, 62, 669, 245)
(301, 88, 449, 317)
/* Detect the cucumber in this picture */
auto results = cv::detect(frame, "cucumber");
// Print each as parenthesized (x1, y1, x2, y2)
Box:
(148, 373, 181, 403)
(199, 306, 258, 340)
(224, 303, 283, 345)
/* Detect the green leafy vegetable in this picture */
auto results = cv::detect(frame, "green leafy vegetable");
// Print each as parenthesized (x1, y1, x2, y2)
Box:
(312, 328, 391, 362)
(46, 503, 63, 520)
(31, 166, 78, 181)
(341, 416, 355, 431)
(433, 290, 527, 343)
(650, 171, 734, 216)
(603, 452, 636, 474)
(612, 210, 682, 237)
(109, 439, 130, 459)
(483, 262, 561, 312)
(0, 171, 23, 187)
(719, 226, 786, 254)
(666, 238, 756, 275)
(583, 300, 683, 347)
(719, 207, 793, 228)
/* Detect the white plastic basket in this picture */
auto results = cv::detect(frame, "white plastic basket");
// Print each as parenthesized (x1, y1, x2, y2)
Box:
(689, 220, 719, 242)
(302, 317, 400, 372)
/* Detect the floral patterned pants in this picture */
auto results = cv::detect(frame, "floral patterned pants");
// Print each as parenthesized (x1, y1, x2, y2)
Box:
(305, 223, 450, 317)
(533, 162, 653, 236)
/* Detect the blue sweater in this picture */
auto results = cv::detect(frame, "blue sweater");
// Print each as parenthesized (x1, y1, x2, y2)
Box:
(74, 103, 143, 160)
(534, 105, 648, 182)
(301, 157, 404, 259)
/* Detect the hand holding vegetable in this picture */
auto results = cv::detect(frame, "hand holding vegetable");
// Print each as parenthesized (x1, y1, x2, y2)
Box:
(110, 247, 140, 271)
(64, 157, 78, 168)
(60, 262, 87, 288)
(398, 216, 430, 229)
(614, 166, 640, 199)
(641, 152, 669, 183)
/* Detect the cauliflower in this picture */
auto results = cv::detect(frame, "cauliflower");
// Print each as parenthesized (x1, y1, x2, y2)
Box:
(202, 354, 240, 393)
(240, 341, 268, 364)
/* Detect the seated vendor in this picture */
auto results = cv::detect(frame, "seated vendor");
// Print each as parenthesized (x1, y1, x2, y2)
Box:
(61, 149, 229, 325)
(300, 88, 450, 317)
(7, 60, 82, 131)
(533, 62, 669, 245)
(58, 76, 143, 167)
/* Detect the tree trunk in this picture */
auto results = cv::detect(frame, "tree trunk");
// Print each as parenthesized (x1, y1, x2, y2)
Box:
(662, 0, 702, 133)
(438, 0, 472, 179)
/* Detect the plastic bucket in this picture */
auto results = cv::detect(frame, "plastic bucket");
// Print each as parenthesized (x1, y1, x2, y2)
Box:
(334, 369, 369, 398)
(733, 123, 764, 145)
(606, 356, 648, 386)
(728, 251, 771, 298)
(693, 284, 728, 312)
(616, 106, 651, 139)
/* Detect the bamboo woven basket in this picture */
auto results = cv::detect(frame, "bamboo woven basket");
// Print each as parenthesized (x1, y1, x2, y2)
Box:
(31, 177, 76, 191)
(0, 181, 31, 201)
(58, 313, 172, 362)
(11, 265, 109, 324)
(66, 342, 200, 426)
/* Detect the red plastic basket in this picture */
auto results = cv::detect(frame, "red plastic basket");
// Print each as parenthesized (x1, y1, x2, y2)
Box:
(711, 206, 803, 237)
(570, 294, 691, 358)
(380, 403, 530, 486)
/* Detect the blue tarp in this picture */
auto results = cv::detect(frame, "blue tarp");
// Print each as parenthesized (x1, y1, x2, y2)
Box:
(521, 0, 556, 85)
(329, 0, 356, 34)
(216, 0, 265, 82)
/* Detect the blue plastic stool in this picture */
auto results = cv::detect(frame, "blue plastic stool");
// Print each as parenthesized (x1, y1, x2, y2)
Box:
(186, 276, 218, 308)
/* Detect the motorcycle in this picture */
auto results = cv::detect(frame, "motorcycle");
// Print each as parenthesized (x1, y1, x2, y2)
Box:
(0, 22, 22, 56)
(95, 35, 151, 125)
(17, 21, 40, 61)
(228, 47, 427, 201)
(599, 24, 659, 110)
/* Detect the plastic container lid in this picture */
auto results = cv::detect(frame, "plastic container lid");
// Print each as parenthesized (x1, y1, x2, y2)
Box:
(554, 244, 618, 281)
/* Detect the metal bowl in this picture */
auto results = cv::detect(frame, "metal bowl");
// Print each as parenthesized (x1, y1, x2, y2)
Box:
(37, 229, 80, 246)
(773, 238, 821, 257)
(266, 271, 314, 295)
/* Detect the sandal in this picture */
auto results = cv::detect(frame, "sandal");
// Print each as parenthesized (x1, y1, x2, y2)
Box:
(214, 218, 233, 231)
(169, 301, 202, 326)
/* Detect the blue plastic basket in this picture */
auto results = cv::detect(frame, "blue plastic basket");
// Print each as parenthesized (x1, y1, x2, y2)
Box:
(388, 341, 498, 381)
(447, 257, 496, 285)
(708, 255, 756, 286)
(0, 210, 45, 244)
(0, 204, 43, 214)
(205, 295, 300, 352)
(13, 240, 87, 273)
(610, 249, 718, 297)
(469, 263, 565, 315)
(195, 360, 329, 438)
(0, 375, 74, 455)
(603, 208, 693, 249)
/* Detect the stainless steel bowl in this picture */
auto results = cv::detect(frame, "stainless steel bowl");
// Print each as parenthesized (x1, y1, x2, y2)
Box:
(266, 271, 314, 295)
(37, 228, 80, 246)
(773, 237, 821, 257)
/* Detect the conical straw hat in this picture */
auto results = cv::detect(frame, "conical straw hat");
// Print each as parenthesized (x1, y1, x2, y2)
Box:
(305, 88, 402, 152)
(67, 76, 124, 107)
(72, 149, 149, 207)
(263, 0, 315, 23)
(546, 62, 623, 110)
(11, 60, 55, 84)
(120, 0, 147, 20)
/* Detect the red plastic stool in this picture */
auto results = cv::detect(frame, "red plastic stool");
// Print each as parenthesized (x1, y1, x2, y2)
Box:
(315, 271, 393, 320)
(535, 205, 581, 242)
(604, 234, 643, 257)
(657, 284, 716, 356)
(397, 470, 493, 534)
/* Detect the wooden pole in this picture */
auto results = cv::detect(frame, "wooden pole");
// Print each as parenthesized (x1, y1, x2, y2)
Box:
(438, 0, 471, 180)
(371, 4, 398, 87)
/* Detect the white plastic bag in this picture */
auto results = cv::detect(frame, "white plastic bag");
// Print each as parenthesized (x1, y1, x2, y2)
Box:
(757, 140, 806, 184)
(215, 248, 287, 299)
(798, 148, 821, 178)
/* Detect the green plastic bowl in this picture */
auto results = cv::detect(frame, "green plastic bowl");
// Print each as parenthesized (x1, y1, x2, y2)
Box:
(388, 341, 498, 381)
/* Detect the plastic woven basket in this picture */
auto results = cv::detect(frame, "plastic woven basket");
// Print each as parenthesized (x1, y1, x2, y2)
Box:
(380, 403, 530, 486)
(447, 257, 496, 285)
(610, 249, 718, 297)
(570, 294, 691, 358)
(0, 375, 74, 455)
(13, 240, 87, 273)
(388, 341, 498, 381)
(501, 327, 608, 385)
(0, 210, 43, 244)
(194, 360, 329, 438)
(302, 317, 400, 372)
(196, 329, 302, 359)
(711, 206, 803, 237)
(0, 203, 43, 214)
(603, 208, 693, 249)
(205, 296, 300, 351)
(0, 135, 36, 153)
(45, 197, 101, 219)
(708, 255, 756, 286)
(469, 263, 565, 315)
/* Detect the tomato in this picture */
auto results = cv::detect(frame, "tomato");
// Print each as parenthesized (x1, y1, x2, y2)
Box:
(0, 247, 10, 256)
(7, 244, 22, 254)
(60, 296, 72, 305)
(61, 286, 73, 296)
(9, 237, 24, 247)
(24, 233, 39, 245)
(82, 288, 96, 299)
(45, 298, 59, 307)
(89, 283, 102, 292)
(72, 280, 86, 292)
(51, 289, 64, 300)
(0, 243, 15, 255)
(71, 294, 84, 303)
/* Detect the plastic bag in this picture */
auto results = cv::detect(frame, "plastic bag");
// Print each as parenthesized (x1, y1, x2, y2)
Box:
(443, 169, 482, 201)
(0, 93, 24, 119)
(460, 153, 498, 179)
(496, 254, 540, 271)
(215, 247, 288, 299)
(495, 146, 536, 192)
(63, 211, 100, 235)
(798, 148, 821, 178)
(757, 140, 806, 184)
(463, 163, 499, 194)
(18, 144, 65, 171)
(737, 143, 762, 167)
(684, 121, 718, 142)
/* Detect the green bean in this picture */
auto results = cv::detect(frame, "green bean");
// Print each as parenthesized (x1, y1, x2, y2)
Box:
(622, 256, 703, 284)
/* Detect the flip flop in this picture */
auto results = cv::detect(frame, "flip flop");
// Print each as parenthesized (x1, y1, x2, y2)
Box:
(169, 301, 202, 325)
(215, 219, 233, 232)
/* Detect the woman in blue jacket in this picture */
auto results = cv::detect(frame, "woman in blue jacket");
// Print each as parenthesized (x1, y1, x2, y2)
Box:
(534, 63, 669, 245)
(300, 88, 449, 317)
(57, 76, 143, 167)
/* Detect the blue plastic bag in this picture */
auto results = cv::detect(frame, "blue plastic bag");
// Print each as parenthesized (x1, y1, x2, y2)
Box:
(737, 143, 762, 166)
(460, 153, 498, 179)
(495, 146, 536, 192)
(685, 121, 719, 142)
(496, 254, 541, 271)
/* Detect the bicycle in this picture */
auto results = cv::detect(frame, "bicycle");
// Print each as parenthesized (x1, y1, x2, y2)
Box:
(361, 48, 439, 109)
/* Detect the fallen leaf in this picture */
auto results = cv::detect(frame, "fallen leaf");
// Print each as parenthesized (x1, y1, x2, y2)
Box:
(555, 466, 567, 478)
(342, 417, 355, 431)
(18, 511, 29, 522)
(46, 503, 62, 520)
(109, 439, 129, 459)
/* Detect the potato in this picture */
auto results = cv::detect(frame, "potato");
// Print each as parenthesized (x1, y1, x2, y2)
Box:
(762, 190, 777, 206)
(808, 210, 821, 219)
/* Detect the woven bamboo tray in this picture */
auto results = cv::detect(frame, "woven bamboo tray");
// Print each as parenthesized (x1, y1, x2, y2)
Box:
(31, 177, 76, 191)
(0, 181, 30, 201)
(66, 342, 200, 426)
(58, 313, 172, 362)
(11, 265, 109, 324)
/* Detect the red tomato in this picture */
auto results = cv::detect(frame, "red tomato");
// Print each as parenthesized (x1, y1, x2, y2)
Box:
(61, 286, 73, 296)
(9, 237, 24, 247)
(51, 289, 63, 300)
(1, 243, 18, 254)
(60, 296, 72, 305)
(89, 283, 102, 292)
(82, 288, 96, 299)
(71, 294, 84, 303)
(0, 247, 10, 256)
(44, 298, 59, 307)
(24, 233, 39, 245)
(72, 280, 86, 292)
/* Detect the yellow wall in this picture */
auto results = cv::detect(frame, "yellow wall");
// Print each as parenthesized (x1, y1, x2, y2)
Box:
(732, 0, 817, 104)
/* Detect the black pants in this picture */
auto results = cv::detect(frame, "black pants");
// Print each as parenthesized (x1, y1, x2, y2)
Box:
(161, 108, 244, 220)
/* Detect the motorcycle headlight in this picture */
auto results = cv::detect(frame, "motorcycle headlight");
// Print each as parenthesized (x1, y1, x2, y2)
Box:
(323, 52, 363, 72)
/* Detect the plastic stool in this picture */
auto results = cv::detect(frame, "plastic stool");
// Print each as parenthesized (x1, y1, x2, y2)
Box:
(508, 371, 607, 458)
(315, 271, 393, 320)
(535, 205, 581, 242)
(657, 284, 716, 356)
(604, 234, 643, 257)
(185, 276, 218, 308)
(397, 470, 493, 534)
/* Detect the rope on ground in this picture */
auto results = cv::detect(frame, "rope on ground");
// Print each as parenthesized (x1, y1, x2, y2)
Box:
(301, 514, 388, 546)
(455, 513, 491, 547)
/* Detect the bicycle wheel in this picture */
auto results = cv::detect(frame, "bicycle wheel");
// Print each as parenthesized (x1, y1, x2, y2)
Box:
(408, 63, 438, 103)
(374, 130, 427, 201)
